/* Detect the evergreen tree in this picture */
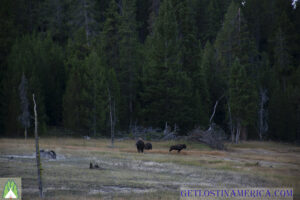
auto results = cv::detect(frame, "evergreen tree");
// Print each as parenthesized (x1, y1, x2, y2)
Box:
(136, 0, 151, 42)
(201, 41, 222, 101)
(68, 0, 99, 45)
(3, 34, 64, 135)
(141, 0, 193, 131)
(205, 0, 222, 42)
(0, 0, 19, 134)
(63, 29, 90, 132)
(229, 59, 257, 142)
(269, 81, 297, 141)
(63, 49, 107, 135)
(40, 0, 70, 44)
(215, 1, 258, 78)
(118, 0, 140, 130)
(176, 0, 199, 76)
(81, 51, 106, 135)
(201, 41, 227, 127)
(172, 0, 209, 127)
(193, 43, 210, 127)
(100, 0, 121, 71)
(63, 60, 83, 131)
(98, 0, 122, 132)
(272, 12, 294, 92)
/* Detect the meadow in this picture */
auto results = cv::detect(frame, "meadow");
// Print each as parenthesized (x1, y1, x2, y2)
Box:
(0, 138, 299, 199)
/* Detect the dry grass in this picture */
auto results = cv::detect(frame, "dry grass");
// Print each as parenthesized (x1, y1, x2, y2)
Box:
(0, 138, 299, 199)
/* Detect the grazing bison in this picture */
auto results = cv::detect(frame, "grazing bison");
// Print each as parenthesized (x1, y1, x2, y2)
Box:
(169, 144, 186, 153)
(40, 149, 56, 159)
(144, 143, 152, 150)
(136, 138, 145, 153)
(90, 162, 100, 169)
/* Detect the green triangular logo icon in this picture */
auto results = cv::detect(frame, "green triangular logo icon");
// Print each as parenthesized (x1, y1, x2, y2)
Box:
(2, 180, 18, 199)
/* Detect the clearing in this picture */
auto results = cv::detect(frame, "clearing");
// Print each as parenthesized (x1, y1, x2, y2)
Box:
(0, 138, 299, 199)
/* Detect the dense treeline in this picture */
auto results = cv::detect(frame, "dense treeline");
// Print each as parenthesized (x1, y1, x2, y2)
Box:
(0, 0, 299, 142)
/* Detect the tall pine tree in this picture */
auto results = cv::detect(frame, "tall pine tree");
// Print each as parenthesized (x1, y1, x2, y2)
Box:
(141, 0, 193, 131)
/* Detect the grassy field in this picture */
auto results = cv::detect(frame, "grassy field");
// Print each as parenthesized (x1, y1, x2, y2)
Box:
(0, 138, 299, 199)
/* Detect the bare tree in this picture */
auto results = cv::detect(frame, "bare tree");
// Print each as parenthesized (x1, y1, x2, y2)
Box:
(227, 100, 235, 143)
(18, 73, 30, 140)
(107, 87, 116, 148)
(258, 87, 268, 140)
(208, 95, 224, 130)
(235, 120, 241, 144)
(33, 94, 43, 198)
(82, 0, 90, 46)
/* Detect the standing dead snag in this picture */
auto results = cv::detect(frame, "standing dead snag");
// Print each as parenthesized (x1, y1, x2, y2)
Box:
(18, 73, 30, 140)
(33, 94, 43, 198)
(208, 94, 224, 130)
(258, 87, 268, 140)
(227, 99, 235, 143)
(107, 87, 116, 148)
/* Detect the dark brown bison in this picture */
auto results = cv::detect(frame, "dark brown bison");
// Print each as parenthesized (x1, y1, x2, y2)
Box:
(136, 138, 145, 153)
(144, 143, 152, 150)
(169, 144, 186, 153)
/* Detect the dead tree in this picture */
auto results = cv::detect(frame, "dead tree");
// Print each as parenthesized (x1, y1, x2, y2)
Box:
(107, 87, 116, 148)
(235, 120, 241, 144)
(258, 87, 268, 140)
(83, 0, 89, 45)
(208, 95, 224, 130)
(33, 94, 43, 198)
(227, 99, 235, 143)
(18, 73, 30, 140)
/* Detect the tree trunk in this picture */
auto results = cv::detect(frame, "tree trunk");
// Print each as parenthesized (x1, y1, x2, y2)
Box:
(241, 126, 248, 141)
(227, 100, 234, 143)
(93, 108, 96, 136)
(258, 94, 263, 140)
(112, 99, 116, 145)
(82, 0, 90, 46)
(209, 95, 224, 130)
(164, 122, 168, 135)
(33, 94, 43, 198)
(235, 121, 241, 144)
(108, 87, 114, 148)
(93, 86, 96, 136)
(25, 128, 27, 140)
(231, 125, 235, 144)
(258, 87, 268, 140)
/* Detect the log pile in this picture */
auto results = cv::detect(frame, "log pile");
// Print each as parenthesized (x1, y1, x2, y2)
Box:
(187, 124, 227, 150)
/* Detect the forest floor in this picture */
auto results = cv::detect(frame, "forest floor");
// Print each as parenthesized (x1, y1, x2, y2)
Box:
(0, 138, 299, 200)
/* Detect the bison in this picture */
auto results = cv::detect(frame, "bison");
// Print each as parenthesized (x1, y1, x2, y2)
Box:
(136, 138, 145, 153)
(144, 143, 152, 150)
(40, 149, 56, 159)
(169, 144, 186, 153)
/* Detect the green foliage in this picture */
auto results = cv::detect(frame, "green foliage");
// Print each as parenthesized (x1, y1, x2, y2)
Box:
(141, 0, 194, 131)
(118, 0, 140, 129)
(100, 0, 121, 71)
(229, 59, 258, 128)
(63, 48, 107, 135)
(0, 0, 299, 141)
(215, 1, 258, 78)
(2, 33, 64, 135)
